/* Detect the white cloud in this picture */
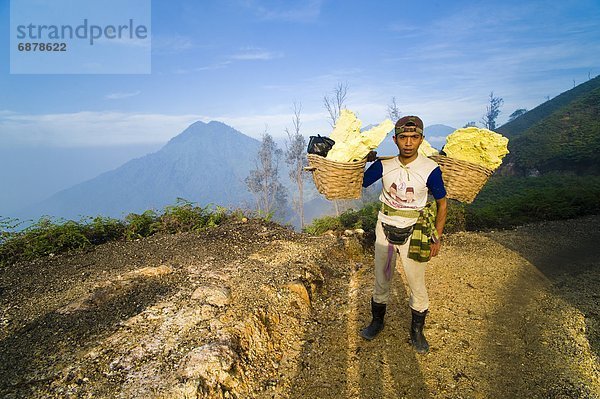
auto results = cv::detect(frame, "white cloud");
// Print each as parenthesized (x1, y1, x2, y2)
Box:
(173, 61, 232, 74)
(230, 47, 284, 61)
(105, 91, 142, 100)
(0, 109, 333, 148)
(215, 109, 329, 139)
(243, 0, 323, 22)
(386, 23, 421, 37)
(0, 111, 205, 147)
(172, 46, 283, 75)
(96, 36, 151, 49)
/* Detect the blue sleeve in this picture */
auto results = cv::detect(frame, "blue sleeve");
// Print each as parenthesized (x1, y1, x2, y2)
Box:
(362, 160, 383, 187)
(427, 166, 447, 199)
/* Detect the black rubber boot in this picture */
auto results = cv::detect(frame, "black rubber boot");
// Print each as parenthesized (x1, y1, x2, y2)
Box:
(360, 299, 386, 340)
(410, 308, 429, 353)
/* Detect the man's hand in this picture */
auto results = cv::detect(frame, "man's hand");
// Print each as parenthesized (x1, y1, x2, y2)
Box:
(366, 150, 377, 162)
(430, 240, 442, 257)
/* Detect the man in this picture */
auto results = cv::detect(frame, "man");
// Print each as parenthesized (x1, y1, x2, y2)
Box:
(360, 115, 447, 354)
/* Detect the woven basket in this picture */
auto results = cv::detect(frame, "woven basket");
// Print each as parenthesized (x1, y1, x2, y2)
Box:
(306, 154, 367, 200)
(429, 155, 494, 203)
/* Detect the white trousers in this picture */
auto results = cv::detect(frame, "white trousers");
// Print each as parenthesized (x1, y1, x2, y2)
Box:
(372, 219, 429, 312)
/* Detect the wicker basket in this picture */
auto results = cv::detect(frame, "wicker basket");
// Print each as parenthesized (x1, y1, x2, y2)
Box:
(429, 155, 494, 203)
(306, 154, 367, 200)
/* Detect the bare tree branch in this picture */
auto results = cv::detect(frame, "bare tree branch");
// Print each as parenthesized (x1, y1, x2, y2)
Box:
(387, 96, 401, 122)
(481, 91, 504, 130)
(284, 102, 307, 229)
(324, 82, 349, 127)
(245, 126, 288, 219)
(322, 82, 350, 215)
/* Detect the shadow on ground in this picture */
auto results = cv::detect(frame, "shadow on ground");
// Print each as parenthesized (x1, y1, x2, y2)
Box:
(287, 252, 430, 398)
(484, 215, 600, 358)
(0, 277, 175, 398)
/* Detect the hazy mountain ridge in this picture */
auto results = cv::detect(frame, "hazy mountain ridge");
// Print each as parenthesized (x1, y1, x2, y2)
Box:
(13, 73, 600, 224)
(0, 144, 162, 215)
(17, 121, 260, 221)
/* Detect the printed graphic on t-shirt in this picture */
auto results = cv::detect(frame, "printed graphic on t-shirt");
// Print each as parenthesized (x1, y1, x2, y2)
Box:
(386, 180, 416, 208)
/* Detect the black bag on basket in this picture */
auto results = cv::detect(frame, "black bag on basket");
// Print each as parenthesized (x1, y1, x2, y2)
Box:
(307, 135, 335, 157)
(381, 223, 414, 245)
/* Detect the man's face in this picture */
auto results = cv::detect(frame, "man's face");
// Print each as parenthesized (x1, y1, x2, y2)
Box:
(393, 131, 424, 158)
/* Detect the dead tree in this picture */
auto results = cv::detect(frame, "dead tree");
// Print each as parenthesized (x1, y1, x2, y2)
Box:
(285, 102, 308, 229)
(387, 96, 401, 122)
(481, 91, 504, 130)
(323, 82, 350, 215)
(245, 127, 288, 219)
(324, 82, 349, 128)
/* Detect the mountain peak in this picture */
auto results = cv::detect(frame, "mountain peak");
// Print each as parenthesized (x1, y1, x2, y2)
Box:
(19, 120, 261, 220)
(207, 120, 227, 127)
(165, 120, 256, 149)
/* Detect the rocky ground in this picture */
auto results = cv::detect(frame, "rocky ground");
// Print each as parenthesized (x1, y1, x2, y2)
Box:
(0, 216, 599, 398)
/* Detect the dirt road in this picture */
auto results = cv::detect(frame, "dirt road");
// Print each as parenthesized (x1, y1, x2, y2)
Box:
(283, 217, 600, 398)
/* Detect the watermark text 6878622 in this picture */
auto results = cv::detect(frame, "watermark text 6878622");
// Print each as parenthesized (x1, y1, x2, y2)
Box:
(17, 43, 67, 52)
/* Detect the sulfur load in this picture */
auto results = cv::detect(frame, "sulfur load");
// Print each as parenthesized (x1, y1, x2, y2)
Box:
(443, 127, 509, 170)
(326, 109, 394, 163)
(328, 109, 362, 147)
(419, 139, 439, 157)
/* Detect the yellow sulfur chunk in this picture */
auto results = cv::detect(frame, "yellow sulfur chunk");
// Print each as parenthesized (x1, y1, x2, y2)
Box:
(443, 127, 509, 170)
(419, 139, 439, 157)
(329, 109, 361, 146)
(327, 115, 393, 162)
(355, 119, 394, 159)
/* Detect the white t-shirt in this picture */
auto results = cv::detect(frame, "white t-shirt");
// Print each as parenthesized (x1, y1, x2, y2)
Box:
(378, 154, 440, 228)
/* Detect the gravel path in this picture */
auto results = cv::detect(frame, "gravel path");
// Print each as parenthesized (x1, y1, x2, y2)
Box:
(282, 216, 600, 399)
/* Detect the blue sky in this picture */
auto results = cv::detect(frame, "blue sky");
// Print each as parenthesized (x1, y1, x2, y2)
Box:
(1, 0, 599, 148)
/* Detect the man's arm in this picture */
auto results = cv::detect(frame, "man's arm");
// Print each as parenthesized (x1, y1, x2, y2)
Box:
(362, 159, 383, 188)
(426, 166, 447, 258)
(430, 196, 447, 257)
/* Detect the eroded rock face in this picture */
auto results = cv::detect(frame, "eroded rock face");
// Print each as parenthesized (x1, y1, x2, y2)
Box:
(286, 281, 311, 306)
(177, 341, 240, 397)
(191, 285, 232, 307)
(0, 219, 344, 399)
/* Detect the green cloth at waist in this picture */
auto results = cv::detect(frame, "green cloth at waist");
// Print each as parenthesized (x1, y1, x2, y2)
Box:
(408, 202, 440, 263)
(380, 202, 420, 218)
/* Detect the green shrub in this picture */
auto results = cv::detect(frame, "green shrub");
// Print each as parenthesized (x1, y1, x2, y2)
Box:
(158, 199, 208, 233)
(305, 200, 464, 237)
(0, 217, 92, 264)
(125, 210, 159, 240)
(303, 215, 342, 235)
(206, 205, 229, 227)
(352, 202, 380, 232)
(304, 201, 381, 236)
(84, 216, 126, 245)
(338, 209, 360, 229)
(0, 199, 240, 265)
(44, 220, 91, 255)
(157, 200, 230, 233)
(229, 208, 247, 221)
